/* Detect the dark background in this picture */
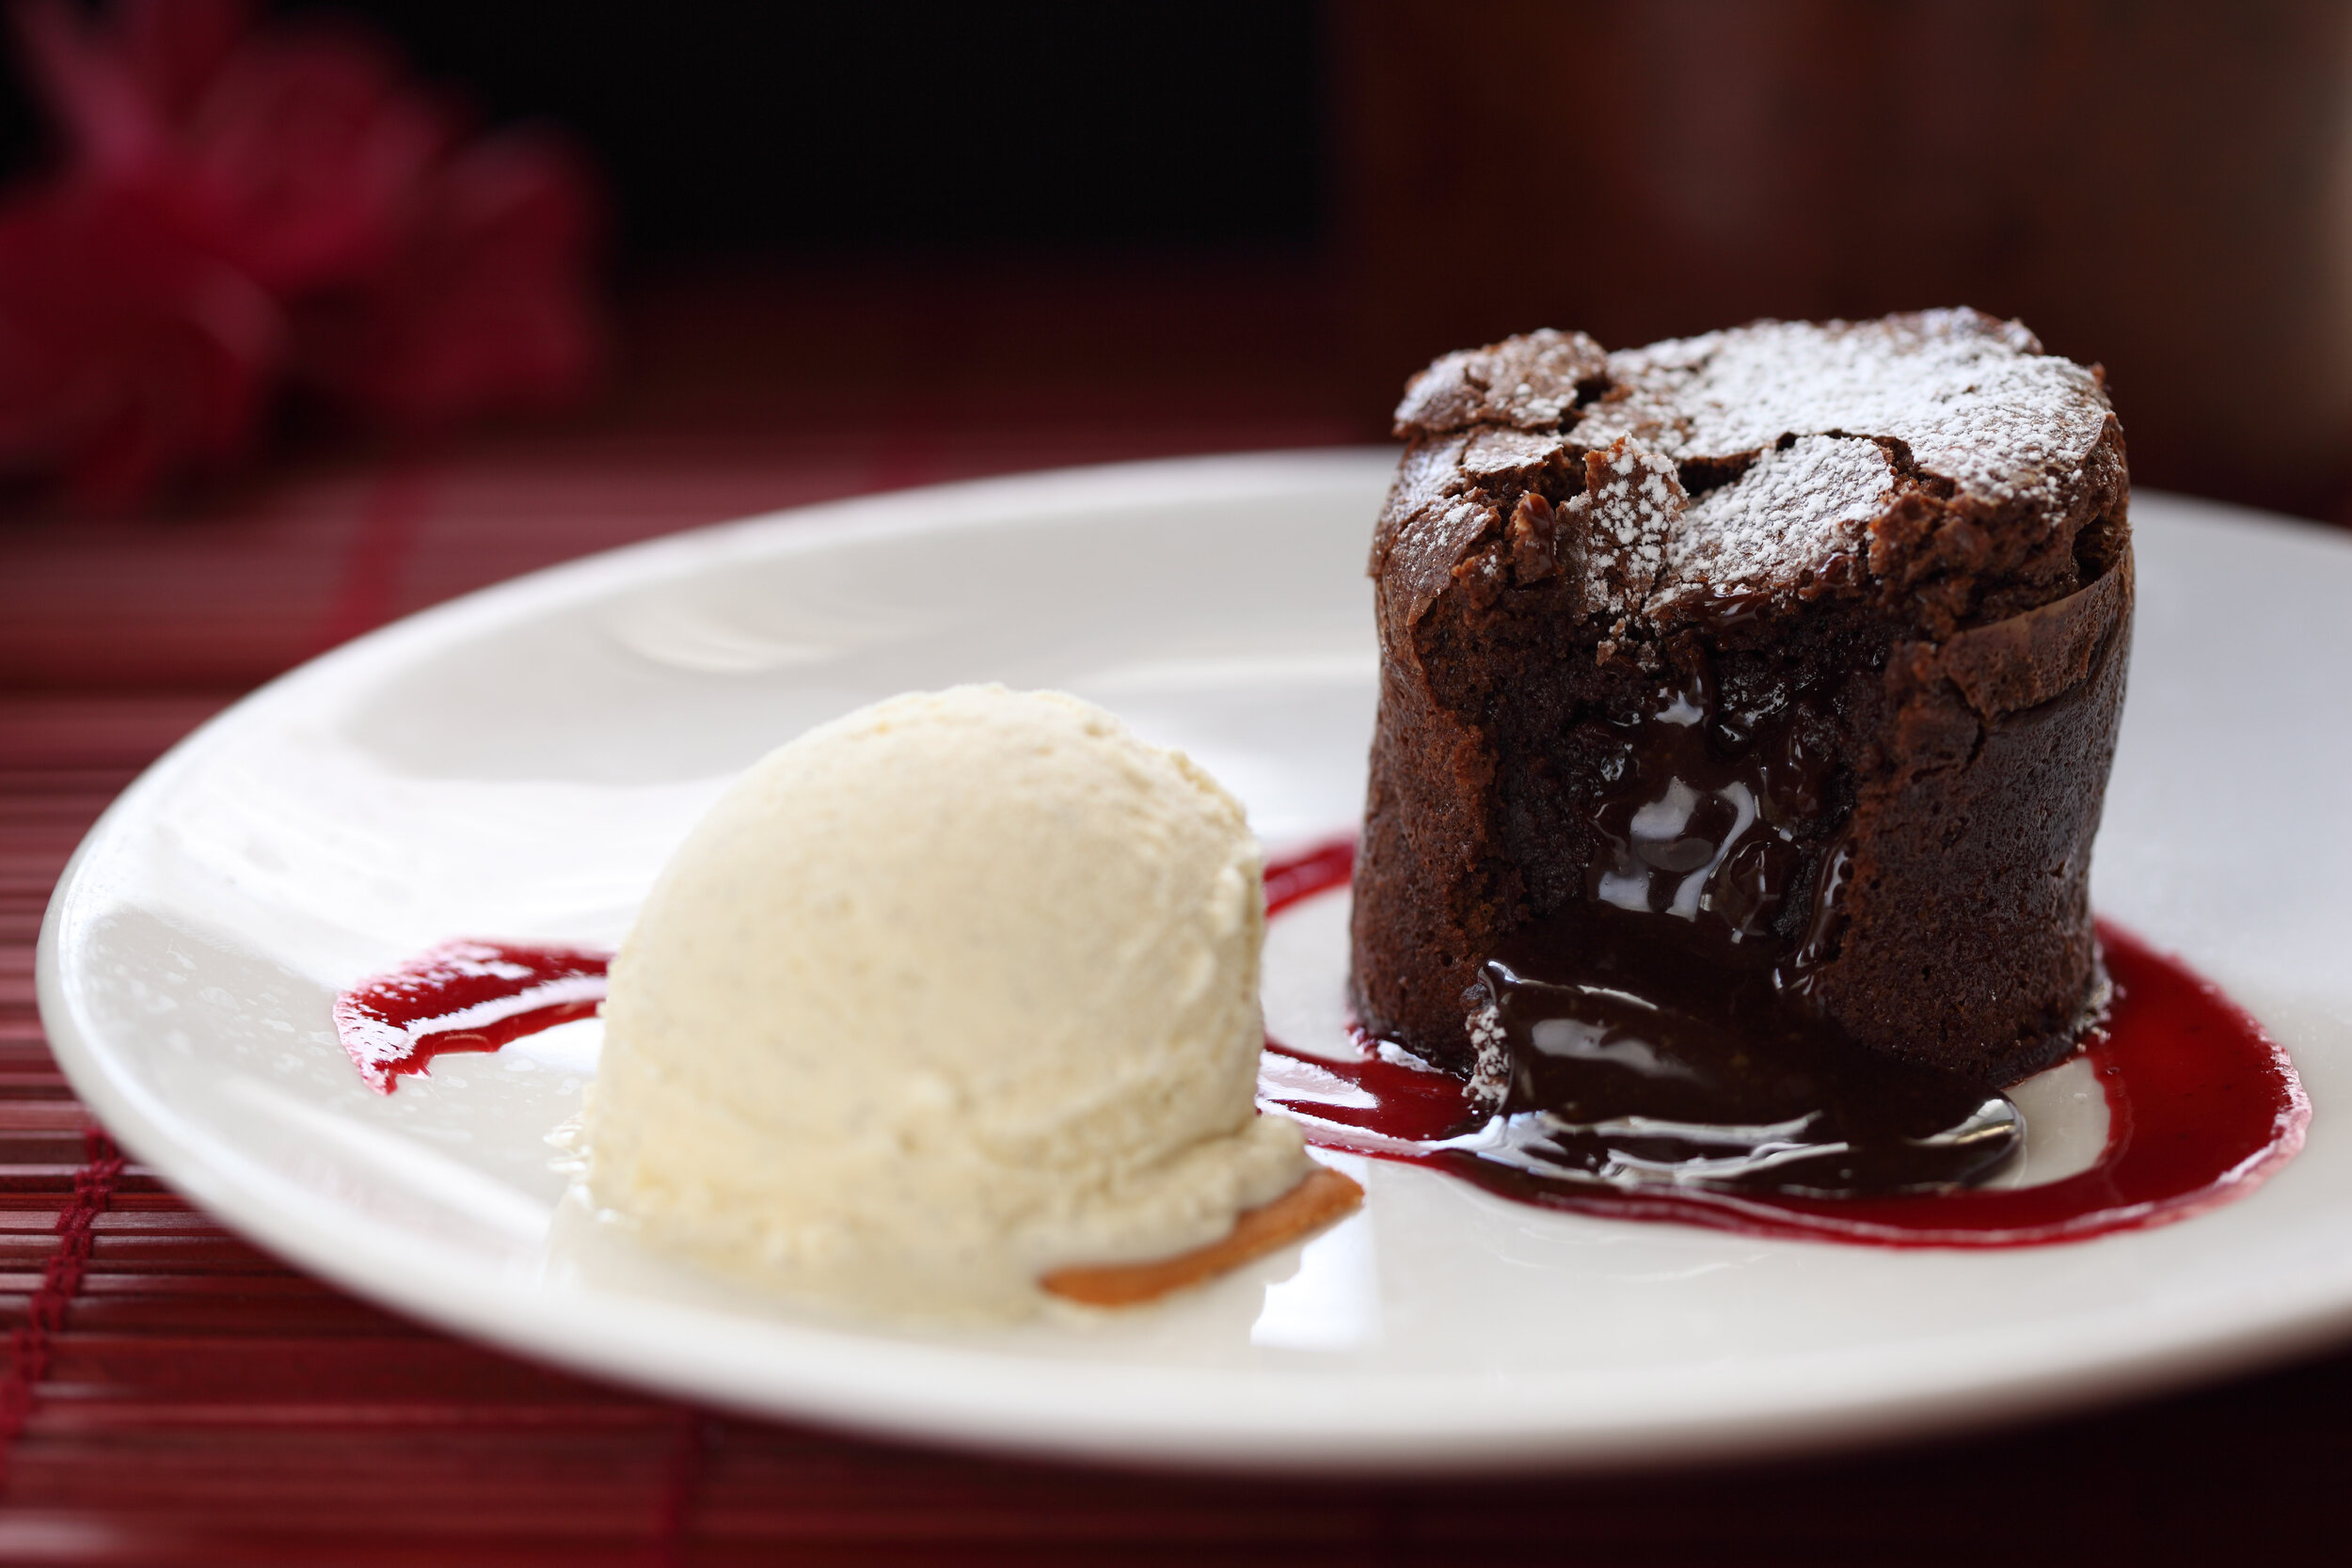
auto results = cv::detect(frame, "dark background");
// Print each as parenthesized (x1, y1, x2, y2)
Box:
(0, 1, 1330, 258)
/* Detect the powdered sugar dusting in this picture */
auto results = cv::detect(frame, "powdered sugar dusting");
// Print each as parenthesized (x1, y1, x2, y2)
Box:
(1581, 440, 1682, 605)
(1393, 327, 1609, 436)
(1575, 309, 2107, 507)
(1669, 435, 1896, 593)
(1461, 427, 1569, 482)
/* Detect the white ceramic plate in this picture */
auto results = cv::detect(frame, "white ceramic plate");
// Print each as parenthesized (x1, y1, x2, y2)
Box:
(37, 452, 2352, 1471)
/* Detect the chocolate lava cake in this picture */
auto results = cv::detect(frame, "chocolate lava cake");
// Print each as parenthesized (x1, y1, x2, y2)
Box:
(1349, 309, 2131, 1091)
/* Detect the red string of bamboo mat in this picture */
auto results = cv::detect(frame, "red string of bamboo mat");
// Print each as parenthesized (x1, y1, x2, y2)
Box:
(0, 1130, 124, 1487)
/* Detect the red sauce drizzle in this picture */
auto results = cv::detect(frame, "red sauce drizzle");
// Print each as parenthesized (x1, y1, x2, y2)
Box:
(328, 839, 2308, 1246)
(1258, 840, 2309, 1247)
(333, 940, 610, 1093)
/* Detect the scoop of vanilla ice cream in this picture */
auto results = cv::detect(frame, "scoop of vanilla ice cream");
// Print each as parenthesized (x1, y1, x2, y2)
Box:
(583, 685, 1310, 1316)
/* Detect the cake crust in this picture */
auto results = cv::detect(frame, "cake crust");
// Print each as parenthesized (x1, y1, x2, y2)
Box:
(1350, 310, 2131, 1084)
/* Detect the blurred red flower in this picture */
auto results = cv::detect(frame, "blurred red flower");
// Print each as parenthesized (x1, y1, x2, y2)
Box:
(0, 177, 279, 507)
(0, 0, 604, 508)
(291, 131, 604, 428)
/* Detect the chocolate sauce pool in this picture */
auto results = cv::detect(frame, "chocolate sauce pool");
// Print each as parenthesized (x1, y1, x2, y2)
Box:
(1262, 839, 2306, 1247)
(1477, 900, 2019, 1196)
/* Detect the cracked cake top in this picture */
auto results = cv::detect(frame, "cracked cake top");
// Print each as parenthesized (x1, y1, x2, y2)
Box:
(1374, 309, 2129, 647)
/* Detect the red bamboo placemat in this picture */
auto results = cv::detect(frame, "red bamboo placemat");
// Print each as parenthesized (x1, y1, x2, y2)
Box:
(2, 261, 2348, 1564)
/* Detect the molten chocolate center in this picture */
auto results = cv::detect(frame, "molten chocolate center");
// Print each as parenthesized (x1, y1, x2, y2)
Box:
(1470, 651, 2023, 1197)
